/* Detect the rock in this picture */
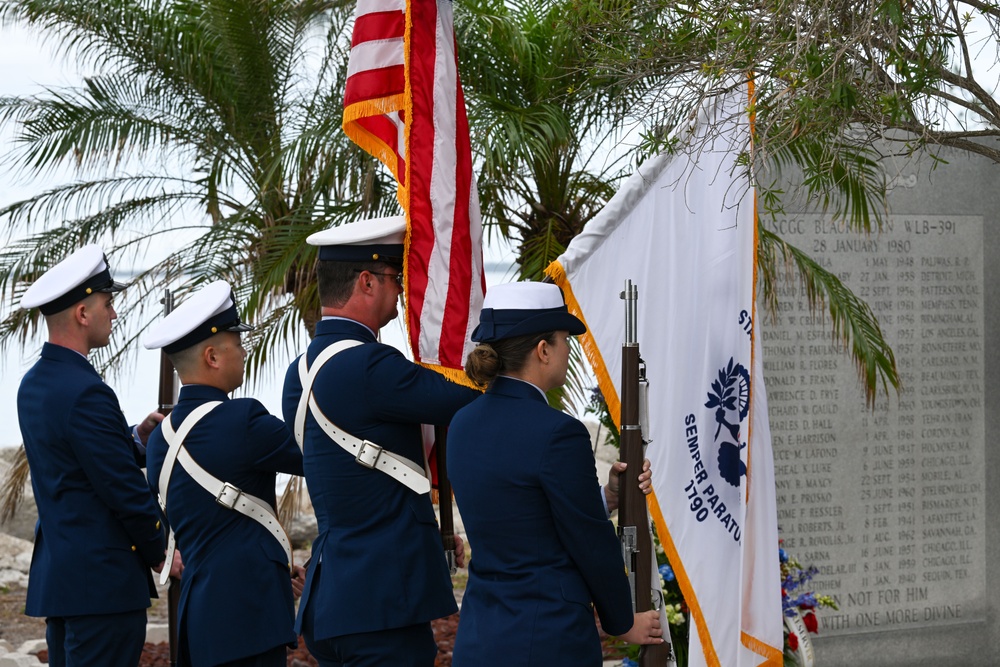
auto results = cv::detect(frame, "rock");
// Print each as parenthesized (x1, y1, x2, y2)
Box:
(0, 654, 40, 666)
(145, 623, 170, 645)
(0, 640, 10, 653)
(0, 534, 33, 566)
(286, 511, 318, 549)
(0, 534, 33, 587)
(14, 640, 44, 656)
(0, 570, 28, 589)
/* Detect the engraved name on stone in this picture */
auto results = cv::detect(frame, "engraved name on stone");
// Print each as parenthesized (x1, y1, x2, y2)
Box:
(760, 214, 985, 635)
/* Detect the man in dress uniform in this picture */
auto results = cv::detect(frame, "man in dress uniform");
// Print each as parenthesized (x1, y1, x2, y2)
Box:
(16, 244, 170, 667)
(281, 216, 481, 667)
(143, 281, 306, 667)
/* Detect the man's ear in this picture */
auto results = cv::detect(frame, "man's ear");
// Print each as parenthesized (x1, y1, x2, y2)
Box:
(203, 344, 221, 369)
(72, 302, 89, 327)
(356, 270, 375, 294)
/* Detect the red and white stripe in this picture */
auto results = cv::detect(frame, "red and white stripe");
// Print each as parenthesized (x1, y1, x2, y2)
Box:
(343, 0, 407, 184)
(344, 0, 484, 378)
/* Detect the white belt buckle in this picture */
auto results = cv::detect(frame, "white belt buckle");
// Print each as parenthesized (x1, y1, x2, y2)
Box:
(356, 440, 382, 469)
(216, 482, 243, 509)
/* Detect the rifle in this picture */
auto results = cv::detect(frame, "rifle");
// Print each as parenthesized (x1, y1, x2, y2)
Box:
(434, 425, 457, 574)
(157, 290, 181, 667)
(619, 280, 673, 666)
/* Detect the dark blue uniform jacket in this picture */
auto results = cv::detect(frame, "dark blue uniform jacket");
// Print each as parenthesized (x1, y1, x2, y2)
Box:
(17, 342, 164, 618)
(448, 376, 634, 666)
(146, 384, 303, 667)
(282, 318, 478, 640)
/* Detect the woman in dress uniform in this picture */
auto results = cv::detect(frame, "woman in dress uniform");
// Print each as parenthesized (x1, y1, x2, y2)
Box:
(448, 281, 664, 667)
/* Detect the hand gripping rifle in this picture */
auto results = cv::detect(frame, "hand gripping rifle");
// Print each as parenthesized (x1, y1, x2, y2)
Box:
(619, 280, 673, 665)
(157, 290, 181, 667)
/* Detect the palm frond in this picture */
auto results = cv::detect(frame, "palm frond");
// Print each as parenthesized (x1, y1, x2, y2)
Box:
(758, 225, 899, 405)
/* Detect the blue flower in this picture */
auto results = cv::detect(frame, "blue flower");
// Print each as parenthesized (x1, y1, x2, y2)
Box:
(623, 658, 639, 667)
(779, 548, 788, 563)
(659, 563, 676, 582)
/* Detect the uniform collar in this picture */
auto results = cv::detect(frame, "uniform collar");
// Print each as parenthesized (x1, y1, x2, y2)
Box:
(315, 317, 378, 343)
(177, 384, 230, 402)
(40, 342, 99, 375)
(488, 375, 548, 403)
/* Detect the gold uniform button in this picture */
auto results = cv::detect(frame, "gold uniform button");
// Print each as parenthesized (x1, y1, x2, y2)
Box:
(155, 521, 161, 530)
(131, 545, 137, 552)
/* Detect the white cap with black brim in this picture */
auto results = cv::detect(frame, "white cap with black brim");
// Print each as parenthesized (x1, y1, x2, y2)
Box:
(307, 215, 406, 267)
(20, 245, 127, 316)
(143, 280, 253, 355)
(472, 282, 586, 343)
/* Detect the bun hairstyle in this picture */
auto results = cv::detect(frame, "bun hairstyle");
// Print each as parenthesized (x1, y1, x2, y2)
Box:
(465, 343, 501, 387)
(464, 331, 556, 387)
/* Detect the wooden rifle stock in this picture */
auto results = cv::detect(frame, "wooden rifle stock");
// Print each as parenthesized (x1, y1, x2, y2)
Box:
(157, 290, 181, 667)
(619, 281, 673, 666)
(434, 425, 457, 574)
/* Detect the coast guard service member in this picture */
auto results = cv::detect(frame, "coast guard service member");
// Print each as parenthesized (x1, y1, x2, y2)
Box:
(282, 216, 480, 667)
(16, 245, 171, 667)
(448, 281, 664, 666)
(143, 281, 305, 667)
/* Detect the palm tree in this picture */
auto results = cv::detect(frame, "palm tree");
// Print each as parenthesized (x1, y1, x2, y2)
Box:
(0, 0, 396, 375)
(456, 0, 898, 406)
(456, 0, 660, 282)
(0, 0, 397, 522)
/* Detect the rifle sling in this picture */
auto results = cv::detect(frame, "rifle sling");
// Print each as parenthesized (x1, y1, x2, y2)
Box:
(157, 401, 293, 585)
(294, 342, 430, 495)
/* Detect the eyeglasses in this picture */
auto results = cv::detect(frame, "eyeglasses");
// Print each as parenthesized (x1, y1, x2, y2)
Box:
(355, 269, 403, 287)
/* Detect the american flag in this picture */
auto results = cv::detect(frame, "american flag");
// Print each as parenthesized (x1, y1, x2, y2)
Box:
(344, 0, 485, 384)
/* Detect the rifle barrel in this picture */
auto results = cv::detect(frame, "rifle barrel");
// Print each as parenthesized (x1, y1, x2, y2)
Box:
(157, 290, 181, 667)
(619, 280, 673, 666)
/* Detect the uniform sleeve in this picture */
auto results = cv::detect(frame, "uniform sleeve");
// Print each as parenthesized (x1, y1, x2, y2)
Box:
(281, 357, 304, 431)
(540, 417, 634, 636)
(70, 383, 165, 567)
(145, 430, 168, 531)
(366, 347, 480, 425)
(243, 399, 304, 476)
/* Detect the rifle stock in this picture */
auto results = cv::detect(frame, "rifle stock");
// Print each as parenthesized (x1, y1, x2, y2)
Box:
(157, 290, 180, 667)
(619, 280, 673, 666)
(435, 425, 457, 574)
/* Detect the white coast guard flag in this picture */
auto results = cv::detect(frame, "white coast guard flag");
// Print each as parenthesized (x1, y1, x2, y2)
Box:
(546, 84, 782, 667)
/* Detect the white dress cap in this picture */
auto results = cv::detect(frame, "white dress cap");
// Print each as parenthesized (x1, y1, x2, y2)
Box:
(143, 280, 252, 353)
(481, 281, 567, 311)
(307, 216, 407, 263)
(20, 244, 126, 315)
(472, 281, 585, 343)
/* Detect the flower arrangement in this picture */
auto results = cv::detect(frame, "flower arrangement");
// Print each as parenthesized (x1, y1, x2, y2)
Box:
(780, 542, 838, 665)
